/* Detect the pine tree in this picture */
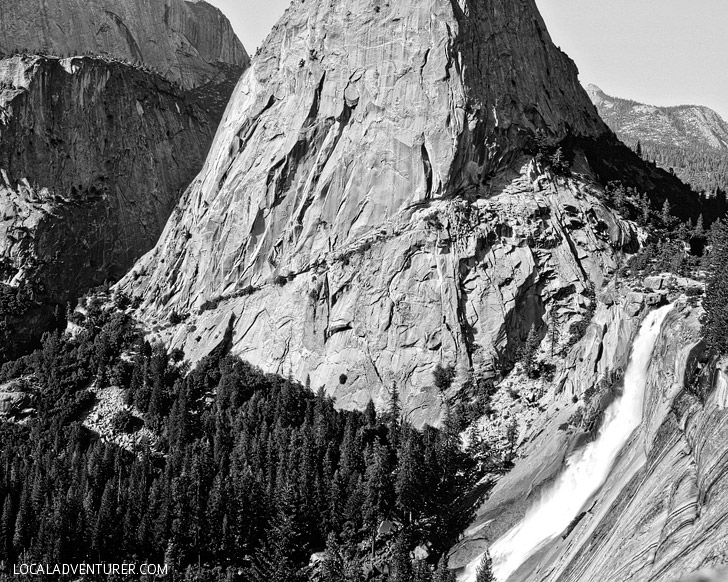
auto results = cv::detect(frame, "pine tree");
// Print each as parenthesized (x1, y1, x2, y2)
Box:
(520, 324, 541, 378)
(363, 443, 393, 534)
(549, 147, 569, 175)
(13, 485, 31, 553)
(694, 214, 705, 238)
(505, 418, 519, 464)
(388, 382, 402, 439)
(475, 551, 494, 582)
(636, 192, 651, 226)
(704, 219, 728, 354)
(433, 364, 456, 393)
(1, 495, 14, 562)
(321, 533, 345, 582)
(396, 431, 424, 524)
(365, 399, 377, 426)
(433, 555, 456, 582)
(661, 199, 677, 229)
(390, 533, 413, 582)
(93, 479, 118, 559)
(250, 484, 307, 582)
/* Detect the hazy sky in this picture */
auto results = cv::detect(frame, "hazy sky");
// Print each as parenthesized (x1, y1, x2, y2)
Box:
(206, 0, 728, 120)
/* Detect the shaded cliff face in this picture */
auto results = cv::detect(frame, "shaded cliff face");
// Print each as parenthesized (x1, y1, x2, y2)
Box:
(120, 0, 644, 422)
(0, 0, 249, 89)
(0, 54, 221, 354)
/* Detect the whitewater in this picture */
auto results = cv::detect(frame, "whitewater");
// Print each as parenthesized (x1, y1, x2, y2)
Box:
(460, 304, 673, 582)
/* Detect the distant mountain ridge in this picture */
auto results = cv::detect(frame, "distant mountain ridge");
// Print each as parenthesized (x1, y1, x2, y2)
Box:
(586, 84, 728, 151)
(587, 84, 728, 193)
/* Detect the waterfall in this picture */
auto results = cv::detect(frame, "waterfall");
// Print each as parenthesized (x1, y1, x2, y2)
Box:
(459, 304, 673, 582)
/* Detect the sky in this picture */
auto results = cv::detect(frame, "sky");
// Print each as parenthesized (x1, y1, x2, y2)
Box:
(206, 0, 728, 120)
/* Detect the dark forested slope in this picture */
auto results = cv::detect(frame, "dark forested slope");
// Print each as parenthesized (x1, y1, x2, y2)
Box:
(0, 292, 494, 581)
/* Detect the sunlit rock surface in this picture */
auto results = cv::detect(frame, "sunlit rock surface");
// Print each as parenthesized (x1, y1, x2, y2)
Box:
(119, 0, 649, 424)
(0, 0, 249, 89)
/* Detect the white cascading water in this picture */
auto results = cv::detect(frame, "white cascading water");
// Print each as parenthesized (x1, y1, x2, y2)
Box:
(459, 304, 673, 582)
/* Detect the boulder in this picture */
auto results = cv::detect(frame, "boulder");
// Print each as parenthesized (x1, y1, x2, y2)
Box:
(0, 391, 29, 415)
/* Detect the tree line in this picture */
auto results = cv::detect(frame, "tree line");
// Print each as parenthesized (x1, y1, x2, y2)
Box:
(0, 294, 493, 581)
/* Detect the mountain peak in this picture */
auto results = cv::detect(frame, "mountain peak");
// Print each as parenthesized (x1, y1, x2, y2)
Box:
(129, 0, 609, 281)
(121, 0, 629, 422)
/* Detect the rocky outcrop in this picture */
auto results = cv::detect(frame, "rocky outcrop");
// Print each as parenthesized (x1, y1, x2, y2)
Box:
(547, 310, 728, 582)
(130, 162, 636, 426)
(119, 0, 658, 424)
(0, 0, 249, 358)
(0, 0, 249, 89)
(0, 54, 222, 352)
(0, 376, 34, 415)
(82, 385, 157, 452)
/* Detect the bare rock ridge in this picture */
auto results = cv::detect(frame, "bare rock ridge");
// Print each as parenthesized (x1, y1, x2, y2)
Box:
(120, 0, 667, 424)
(0, 55, 215, 296)
(0, 0, 250, 89)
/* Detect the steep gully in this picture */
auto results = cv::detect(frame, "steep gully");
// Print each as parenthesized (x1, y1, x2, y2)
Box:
(459, 304, 674, 582)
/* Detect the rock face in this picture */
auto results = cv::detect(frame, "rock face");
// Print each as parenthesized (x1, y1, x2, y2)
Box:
(0, 54, 222, 354)
(101, 1, 728, 578)
(0, 0, 248, 358)
(120, 0, 653, 423)
(452, 289, 728, 582)
(0, 0, 249, 89)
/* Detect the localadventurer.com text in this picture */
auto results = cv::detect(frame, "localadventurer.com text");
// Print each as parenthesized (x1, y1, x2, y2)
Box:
(13, 563, 169, 576)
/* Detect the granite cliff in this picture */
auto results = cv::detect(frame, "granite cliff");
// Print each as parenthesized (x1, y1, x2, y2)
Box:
(0, 54, 219, 353)
(0, 0, 248, 358)
(119, 0, 697, 425)
(0, 0, 249, 89)
(6, 0, 725, 580)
